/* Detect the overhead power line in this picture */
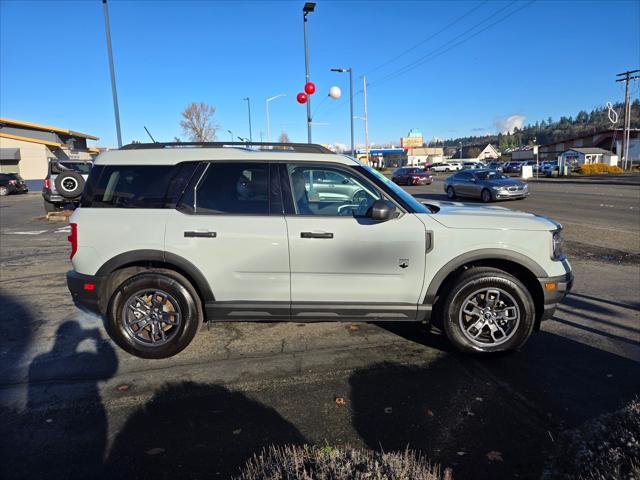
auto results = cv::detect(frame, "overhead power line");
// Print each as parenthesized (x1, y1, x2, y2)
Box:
(364, 0, 489, 77)
(370, 0, 534, 89)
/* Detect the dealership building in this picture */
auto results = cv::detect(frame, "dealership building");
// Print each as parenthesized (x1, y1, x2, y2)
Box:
(0, 118, 99, 190)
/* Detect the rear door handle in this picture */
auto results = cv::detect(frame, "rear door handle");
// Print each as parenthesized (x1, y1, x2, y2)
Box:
(300, 232, 333, 239)
(184, 231, 217, 238)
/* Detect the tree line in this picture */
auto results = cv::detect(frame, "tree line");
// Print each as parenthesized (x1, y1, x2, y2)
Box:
(430, 100, 640, 150)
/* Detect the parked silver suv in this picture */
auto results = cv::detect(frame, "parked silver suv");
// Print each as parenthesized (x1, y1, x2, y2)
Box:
(67, 142, 572, 358)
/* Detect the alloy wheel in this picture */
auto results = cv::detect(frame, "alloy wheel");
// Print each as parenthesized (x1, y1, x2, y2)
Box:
(458, 287, 520, 347)
(122, 289, 182, 346)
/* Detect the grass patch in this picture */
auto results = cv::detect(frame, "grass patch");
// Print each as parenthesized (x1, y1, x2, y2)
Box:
(235, 445, 450, 480)
(544, 399, 640, 479)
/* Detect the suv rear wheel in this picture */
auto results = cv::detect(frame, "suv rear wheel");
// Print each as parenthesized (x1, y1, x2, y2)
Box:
(441, 267, 535, 354)
(107, 271, 203, 359)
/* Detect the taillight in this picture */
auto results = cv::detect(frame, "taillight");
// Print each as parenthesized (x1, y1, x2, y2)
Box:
(44, 179, 51, 189)
(68, 223, 78, 259)
(8, 180, 17, 185)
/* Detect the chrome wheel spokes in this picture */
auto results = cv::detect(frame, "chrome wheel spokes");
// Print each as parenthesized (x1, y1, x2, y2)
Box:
(459, 287, 520, 347)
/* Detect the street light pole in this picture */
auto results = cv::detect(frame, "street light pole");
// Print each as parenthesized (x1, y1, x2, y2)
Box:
(227, 130, 234, 142)
(102, 0, 122, 148)
(243, 97, 253, 142)
(363, 75, 369, 166)
(266, 94, 286, 142)
(331, 67, 354, 156)
(303, 3, 316, 144)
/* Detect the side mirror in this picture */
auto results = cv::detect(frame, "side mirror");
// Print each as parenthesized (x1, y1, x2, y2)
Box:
(367, 199, 397, 222)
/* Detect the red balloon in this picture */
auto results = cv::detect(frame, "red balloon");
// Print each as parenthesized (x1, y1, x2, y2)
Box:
(296, 92, 308, 104)
(304, 82, 316, 95)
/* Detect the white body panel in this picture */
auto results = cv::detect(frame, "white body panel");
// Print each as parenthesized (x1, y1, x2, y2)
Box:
(71, 208, 168, 275)
(164, 211, 290, 302)
(284, 213, 427, 305)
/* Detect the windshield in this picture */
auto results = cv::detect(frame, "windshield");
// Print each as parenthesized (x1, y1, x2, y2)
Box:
(476, 171, 509, 180)
(357, 163, 430, 214)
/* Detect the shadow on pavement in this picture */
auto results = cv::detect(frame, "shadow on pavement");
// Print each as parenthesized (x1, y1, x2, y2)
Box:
(105, 381, 306, 479)
(2, 316, 118, 480)
(349, 330, 640, 480)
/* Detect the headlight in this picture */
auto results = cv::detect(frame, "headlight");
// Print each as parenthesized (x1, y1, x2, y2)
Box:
(491, 186, 506, 191)
(552, 229, 565, 260)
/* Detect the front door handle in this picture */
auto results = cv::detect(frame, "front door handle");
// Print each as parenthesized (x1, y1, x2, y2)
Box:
(184, 231, 217, 238)
(300, 232, 333, 239)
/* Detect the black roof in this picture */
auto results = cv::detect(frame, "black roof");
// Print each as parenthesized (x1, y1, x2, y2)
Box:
(121, 141, 334, 154)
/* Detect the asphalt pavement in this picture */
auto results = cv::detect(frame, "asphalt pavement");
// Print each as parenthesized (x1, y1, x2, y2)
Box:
(1, 183, 639, 480)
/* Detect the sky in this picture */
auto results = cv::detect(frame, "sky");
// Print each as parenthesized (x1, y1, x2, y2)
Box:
(1, 0, 639, 149)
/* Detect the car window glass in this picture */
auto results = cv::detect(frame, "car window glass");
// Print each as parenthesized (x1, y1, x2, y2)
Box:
(55, 162, 93, 175)
(196, 162, 269, 215)
(87, 165, 174, 208)
(287, 164, 380, 217)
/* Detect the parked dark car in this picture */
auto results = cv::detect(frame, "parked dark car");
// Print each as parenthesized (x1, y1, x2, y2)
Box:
(444, 169, 529, 202)
(0, 173, 28, 196)
(391, 167, 433, 185)
(486, 161, 504, 172)
(502, 161, 523, 174)
(42, 159, 92, 212)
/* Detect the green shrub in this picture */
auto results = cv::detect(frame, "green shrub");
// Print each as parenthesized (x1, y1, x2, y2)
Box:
(578, 163, 623, 174)
(235, 445, 451, 480)
(544, 399, 640, 479)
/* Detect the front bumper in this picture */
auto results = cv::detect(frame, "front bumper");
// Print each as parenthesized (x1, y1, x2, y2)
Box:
(67, 270, 105, 315)
(494, 189, 529, 199)
(538, 260, 573, 321)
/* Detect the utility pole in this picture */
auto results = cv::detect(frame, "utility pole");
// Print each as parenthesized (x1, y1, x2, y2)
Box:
(102, 0, 122, 148)
(616, 69, 640, 170)
(303, 3, 316, 144)
(363, 75, 370, 166)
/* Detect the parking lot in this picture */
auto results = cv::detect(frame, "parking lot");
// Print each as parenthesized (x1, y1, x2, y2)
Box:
(1, 178, 639, 480)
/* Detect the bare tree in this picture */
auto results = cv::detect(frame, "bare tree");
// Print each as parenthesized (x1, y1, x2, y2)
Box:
(180, 102, 218, 142)
(278, 131, 291, 143)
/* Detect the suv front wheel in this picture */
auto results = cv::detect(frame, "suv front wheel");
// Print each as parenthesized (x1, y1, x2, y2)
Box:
(107, 271, 203, 359)
(441, 267, 535, 354)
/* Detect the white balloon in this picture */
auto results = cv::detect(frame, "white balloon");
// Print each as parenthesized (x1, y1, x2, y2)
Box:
(328, 86, 342, 99)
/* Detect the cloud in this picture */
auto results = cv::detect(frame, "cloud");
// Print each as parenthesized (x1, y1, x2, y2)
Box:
(493, 115, 526, 134)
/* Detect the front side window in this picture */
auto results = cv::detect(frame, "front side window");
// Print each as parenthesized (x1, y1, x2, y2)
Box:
(287, 164, 380, 216)
(195, 162, 269, 215)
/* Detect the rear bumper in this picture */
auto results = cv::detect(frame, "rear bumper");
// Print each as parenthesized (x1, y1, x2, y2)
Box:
(538, 261, 574, 321)
(67, 270, 104, 315)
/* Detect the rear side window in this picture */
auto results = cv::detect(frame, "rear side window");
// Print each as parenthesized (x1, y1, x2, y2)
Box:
(193, 162, 270, 215)
(81, 164, 194, 208)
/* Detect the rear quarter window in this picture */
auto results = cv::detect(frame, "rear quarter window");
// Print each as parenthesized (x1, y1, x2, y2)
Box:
(81, 163, 198, 208)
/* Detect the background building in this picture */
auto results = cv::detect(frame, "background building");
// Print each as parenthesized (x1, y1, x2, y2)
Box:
(400, 128, 424, 149)
(454, 144, 500, 162)
(560, 147, 618, 167)
(0, 118, 99, 189)
(539, 129, 639, 163)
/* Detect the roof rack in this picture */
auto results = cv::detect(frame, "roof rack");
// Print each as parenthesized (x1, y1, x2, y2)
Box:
(120, 141, 334, 154)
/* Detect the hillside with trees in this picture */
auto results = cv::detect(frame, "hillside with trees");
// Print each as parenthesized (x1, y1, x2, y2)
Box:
(430, 100, 640, 150)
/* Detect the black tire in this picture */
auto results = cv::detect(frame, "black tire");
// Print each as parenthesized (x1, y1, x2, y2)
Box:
(54, 171, 85, 199)
(444, 168, 450, 172)
(446, 186, 456, 199)
(107, 271, 203, 359)
(43, 200, 60, 213)
(0, 186, 8, 196)
(441, 267, 535, 354)
(481, 188, 493, 203)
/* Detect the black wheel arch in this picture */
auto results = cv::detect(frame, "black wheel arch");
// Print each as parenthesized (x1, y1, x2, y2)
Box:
(95, 250, 215, 314)
(425, 249, 546, 328)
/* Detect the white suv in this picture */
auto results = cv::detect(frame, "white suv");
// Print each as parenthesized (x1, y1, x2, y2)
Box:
(430, 162, 462, 172)
(67, 142, 573, 358)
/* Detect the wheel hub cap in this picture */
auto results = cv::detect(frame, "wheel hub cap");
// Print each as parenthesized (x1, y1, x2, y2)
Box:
(122, 289, 182, 347)
(459, 287, 520, 347)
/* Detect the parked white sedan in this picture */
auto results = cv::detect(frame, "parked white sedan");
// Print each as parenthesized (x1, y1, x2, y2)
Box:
(430, 162, 463, 172)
